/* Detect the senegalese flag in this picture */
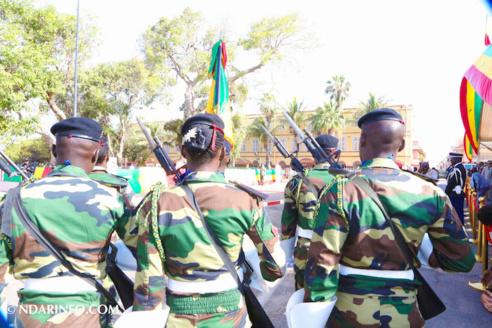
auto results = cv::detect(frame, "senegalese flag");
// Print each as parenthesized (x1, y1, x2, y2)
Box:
(206, 40, 234, 148)
(464, 133, 473, 162)
(460, 76, 482, 154)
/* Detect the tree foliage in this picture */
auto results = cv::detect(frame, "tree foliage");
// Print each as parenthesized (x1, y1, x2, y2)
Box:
(0, 0, 98, 133)
(349, 93, 387, 126)
(65, 59, 168, 164)
(141, 8, 308, 118)
(4, 137, 51, 164)
(230, 112, 248, 166)
(284, 97, 309, 152)
(310, 101, 345, 136)
(325, 75, 351, 110)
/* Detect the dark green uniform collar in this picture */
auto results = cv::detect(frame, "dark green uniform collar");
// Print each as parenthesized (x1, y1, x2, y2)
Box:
(181, 171, 227, 184)
(361, 158, 400, 170)
(49, 165, 90, 178)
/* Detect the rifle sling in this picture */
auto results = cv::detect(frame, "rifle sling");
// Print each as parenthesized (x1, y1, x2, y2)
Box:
(348, 175, 417, 270)
(11, 185, 122, 311)
(180, 184, 244, 293)
(298, 173, 319, 199)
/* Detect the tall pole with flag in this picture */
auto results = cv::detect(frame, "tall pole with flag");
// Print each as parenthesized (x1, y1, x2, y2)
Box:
(206, 40, 234, 148)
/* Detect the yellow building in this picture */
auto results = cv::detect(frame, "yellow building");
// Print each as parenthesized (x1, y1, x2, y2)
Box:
(235, 105, 416, 169)
(143, 105, 419, 169)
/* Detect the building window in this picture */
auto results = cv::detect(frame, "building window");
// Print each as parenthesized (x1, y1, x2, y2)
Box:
(352, 136, 360, 151)
(279, 138, 287, 149)
(252, 139, 260, 154)
(340, 137, 347, 151)
(291, 138, 297, 152)
(164, 143, 173, 153)
(278, 120, 286, 131)
(267, 140, 273, 153)
(240, 141, 248, 152)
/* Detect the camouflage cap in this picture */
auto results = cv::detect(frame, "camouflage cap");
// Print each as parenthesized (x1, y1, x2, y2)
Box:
(51, 117, 103, 143)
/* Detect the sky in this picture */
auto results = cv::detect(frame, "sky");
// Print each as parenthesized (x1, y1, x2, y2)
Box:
(40, 0, 490, 166)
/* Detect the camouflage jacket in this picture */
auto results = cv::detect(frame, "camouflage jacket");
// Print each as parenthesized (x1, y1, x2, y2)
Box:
(281, 163, 334, 240)
(134, 171, 285, 313)
(0, 165, 137, 297)
(90, 167, 137, 210)
(305, 158, 476, 302)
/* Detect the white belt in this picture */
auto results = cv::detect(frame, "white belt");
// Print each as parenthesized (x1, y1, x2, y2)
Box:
(339, 264, 414, 280)
(167, 269, 243, 294)
(297, 227, 313, 239)
(24, 276, 101, 293)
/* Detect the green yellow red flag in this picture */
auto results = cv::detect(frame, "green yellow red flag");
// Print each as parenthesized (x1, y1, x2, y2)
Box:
(206, 40, 234, 148)
(464, 133, 473, 162)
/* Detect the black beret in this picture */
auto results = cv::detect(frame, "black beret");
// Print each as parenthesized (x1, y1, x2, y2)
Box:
(51, 117, 102, 143)
(449, 152, 463, 158)
(24, 157, 29, 161)
(101, 136, 109, 148)
(224, 141, 232, 155)
(315, 135, 338, 150)
(357, 108, 404, 128)
(181, 113, 224, 136)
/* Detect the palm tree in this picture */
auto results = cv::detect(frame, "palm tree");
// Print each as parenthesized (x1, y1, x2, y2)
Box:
(230, 112, 248, 167)
(310, 101, 345, 136)
(349, 93, 387, 126)
(247, 116, 282, 169)
(325, 75, 351, 109)
(259, 93, 277, 129)
(284, 97, 308, 153)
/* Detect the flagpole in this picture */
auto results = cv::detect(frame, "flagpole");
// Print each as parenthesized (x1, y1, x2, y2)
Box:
(73, 0, 80, 117)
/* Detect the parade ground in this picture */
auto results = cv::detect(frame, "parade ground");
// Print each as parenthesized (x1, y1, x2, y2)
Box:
(3, 181, 491, 327)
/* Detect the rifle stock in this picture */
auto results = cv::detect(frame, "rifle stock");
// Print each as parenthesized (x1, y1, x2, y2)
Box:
(261, 125, 303, 173)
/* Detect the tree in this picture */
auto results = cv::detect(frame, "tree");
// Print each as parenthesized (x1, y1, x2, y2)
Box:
(0, 0, 98, 129)
(4, 137, 52, 165)
(230, 112, 248, 167)
(124, 127, 151, 166)
(247, 94, 283, 169)
(72, 59, 167, 165)
(284, 97, 308, 153)
(163, 118, 184, 146)
(310, 102, 345, 136)
(325, 75, 351, 110)
(141, 8, 308, 118)
(349, 93, 387, 125)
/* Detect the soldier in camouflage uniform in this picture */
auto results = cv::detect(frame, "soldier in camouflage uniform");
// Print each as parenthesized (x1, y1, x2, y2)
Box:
(281, 134, 339, 290)
(304, 108, 476, 327)
(133, 114, 285, 328)
(0, 118, 137, 328)
(90, 137, 137, 211)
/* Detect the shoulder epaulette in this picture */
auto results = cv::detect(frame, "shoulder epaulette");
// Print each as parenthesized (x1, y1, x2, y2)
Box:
(402, 169, 438, 186)
(230, 181, 268, 200)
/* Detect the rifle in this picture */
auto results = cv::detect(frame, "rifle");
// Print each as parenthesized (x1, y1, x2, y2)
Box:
(282, 111, 343, 170)
(261, 125, 319, 198)
(137, 117, 180, 181)
(0, 150, 30, 181)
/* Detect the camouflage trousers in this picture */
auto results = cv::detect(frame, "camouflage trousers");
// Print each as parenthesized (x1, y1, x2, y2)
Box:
(166, 305, 250, 328)
(15, 290, 115, 328)
(328, 278, 424, 328)
(293, 237, 310, 290)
